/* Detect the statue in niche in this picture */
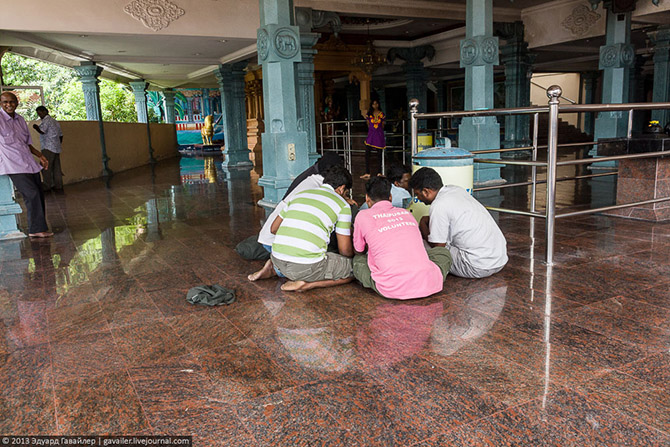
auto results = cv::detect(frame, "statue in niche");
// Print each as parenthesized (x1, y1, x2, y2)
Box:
(201, 115, 214, 145)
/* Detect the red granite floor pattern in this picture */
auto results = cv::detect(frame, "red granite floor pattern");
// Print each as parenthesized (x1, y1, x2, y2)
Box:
(1, 157, 669, 446)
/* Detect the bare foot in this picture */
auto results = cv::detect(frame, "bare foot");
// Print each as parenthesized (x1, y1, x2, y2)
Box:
(29, 232, 54, 238)
(280, 280, 308, 292)
(248, 259, 276, 281)
(359, 173, 371, 180)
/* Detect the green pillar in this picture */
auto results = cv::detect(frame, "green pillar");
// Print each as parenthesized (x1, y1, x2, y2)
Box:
(74, 62, 111, 176)
(129, 80, 156, 164)
(295, 7, 321, 165)
(650, 25, 670, 125)
(459, 0, 501, 184)
(498, 21, 534, 158)
(162, 89, 177, 124)
(130, 80, 150, 123)
(582, 71, 599, 136)
(388, 46, 435, 116)
(215, 62, 253, 167)
(0, 175, 25, 240)
(594, 6, 634, 141)
(257, 0, 309, 209)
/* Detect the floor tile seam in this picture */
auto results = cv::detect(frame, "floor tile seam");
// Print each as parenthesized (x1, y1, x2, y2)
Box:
(576, 386, 670, 439)
(544, 384, 670, 442)
(415, 350, 528, 408)
(119, 367, 154, 435)
(46, 313, 61, 436)
(164, 314, 248, 354)
(46, 302, 109, 344)
(611, 366, 670, 395)
(402, 396, 551, 447)
(588, 295, 670, 332)
(553, 304, 670, 350)
(515, 318, 652, 365)
(101, 298, 167, 331)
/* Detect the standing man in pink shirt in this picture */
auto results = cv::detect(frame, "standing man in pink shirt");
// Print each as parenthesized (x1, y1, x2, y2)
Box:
(0, 92, 53, 238)
(353, 177, 451, 299)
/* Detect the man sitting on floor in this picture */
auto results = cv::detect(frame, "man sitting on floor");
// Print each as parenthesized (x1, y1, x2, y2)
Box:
(409, 167, 508, 279)
(257, 153, 344, 252)
(387, 164, 412, 208)
(248, 165, 355, 292)
(353, 177, 451, 299)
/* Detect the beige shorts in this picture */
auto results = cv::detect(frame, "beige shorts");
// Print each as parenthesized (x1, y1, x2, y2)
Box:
(272, 253, 353, 282)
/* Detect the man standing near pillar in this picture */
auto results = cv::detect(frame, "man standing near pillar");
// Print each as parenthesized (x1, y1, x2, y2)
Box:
(0, 92, 52, 237)
(33, 106, 64, 191)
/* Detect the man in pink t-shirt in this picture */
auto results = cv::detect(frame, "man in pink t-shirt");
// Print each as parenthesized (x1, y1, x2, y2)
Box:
(353, 177, 451, 299)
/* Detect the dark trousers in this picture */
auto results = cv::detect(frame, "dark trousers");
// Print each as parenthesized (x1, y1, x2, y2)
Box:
(8, 172, 48, 234)
(42, 150, 63, 190)
(364, 145, 382, 176)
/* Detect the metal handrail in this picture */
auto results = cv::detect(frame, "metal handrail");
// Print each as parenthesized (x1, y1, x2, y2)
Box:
(409, 92, 670, 266)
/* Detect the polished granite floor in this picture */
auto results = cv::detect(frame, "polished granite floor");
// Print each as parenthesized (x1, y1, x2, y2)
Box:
(1, 156, 669, 446)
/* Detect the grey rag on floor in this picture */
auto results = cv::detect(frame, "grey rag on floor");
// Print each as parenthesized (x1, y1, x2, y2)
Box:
(186, 285, 236, 306)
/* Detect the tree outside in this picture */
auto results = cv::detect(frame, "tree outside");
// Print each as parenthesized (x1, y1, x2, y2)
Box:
(1, 52, 141, 122)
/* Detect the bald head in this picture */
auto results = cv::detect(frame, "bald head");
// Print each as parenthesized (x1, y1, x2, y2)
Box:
(0, 92, 19, 116)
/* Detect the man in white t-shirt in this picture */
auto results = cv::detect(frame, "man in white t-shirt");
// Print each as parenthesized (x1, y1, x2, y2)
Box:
(409, 167, 508, 279)
(32, 106, 63, 191)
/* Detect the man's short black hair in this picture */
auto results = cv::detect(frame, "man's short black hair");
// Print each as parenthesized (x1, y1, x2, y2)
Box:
(365, 176, 392, 202)
(316, 152, 344, 173)
(323, 164, 352, 191)
(36, 106, 48, 113)
(387, 164, 410, 184)
(408, 167, 443, 191)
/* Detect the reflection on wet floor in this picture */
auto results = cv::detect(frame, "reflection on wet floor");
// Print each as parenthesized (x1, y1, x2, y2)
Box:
(0, 155, 669, 446)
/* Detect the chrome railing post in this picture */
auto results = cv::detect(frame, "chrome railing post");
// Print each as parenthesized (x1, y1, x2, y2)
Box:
(346, 120, 352, 172)
(545, 86, 561, 266)
(402, 119, 408, 165)
(409, 98, 419, 157)
(531, 112, 539, 213)
(627, 109, 634, 139)
(319, 122, 324, 155)
(438, 117, 444, 138)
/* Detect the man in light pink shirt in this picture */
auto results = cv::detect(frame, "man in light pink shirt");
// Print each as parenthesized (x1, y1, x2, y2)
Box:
(353, 177, 451, 299)
(0, 92, 52, 237)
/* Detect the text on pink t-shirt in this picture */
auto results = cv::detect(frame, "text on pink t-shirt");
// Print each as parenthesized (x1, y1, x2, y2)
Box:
(353, 201, 443, 299)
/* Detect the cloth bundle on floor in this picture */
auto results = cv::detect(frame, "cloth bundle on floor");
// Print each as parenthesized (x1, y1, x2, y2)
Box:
(186, 285, 236, 306)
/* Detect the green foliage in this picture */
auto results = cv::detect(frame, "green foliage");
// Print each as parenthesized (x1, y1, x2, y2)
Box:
(1, 52, 138, 122)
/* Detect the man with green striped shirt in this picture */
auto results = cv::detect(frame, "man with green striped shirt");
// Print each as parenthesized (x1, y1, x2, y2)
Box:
(248, 165, 355, 292)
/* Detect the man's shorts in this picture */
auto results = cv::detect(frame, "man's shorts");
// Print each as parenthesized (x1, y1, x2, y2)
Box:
(271, 253, 353, 282)
(353, 246, 452, 297)
(448, 246, 505, 279)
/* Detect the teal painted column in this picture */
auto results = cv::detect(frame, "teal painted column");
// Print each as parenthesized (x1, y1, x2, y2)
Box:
(377, 87, 387, 116)
(0, 175, 25, 240)
(346, 83, 358, 120)
(650, 25, 670, 125)
(459, 0, 501, 184)
(202, 88, 211, 117)
(593, 7, 634, 142)
(162, 89, 177, 124)
(256, 0, 310, 209)
(74, 62, 111, 176)
(214, 62, 253, 167)
(435, 82, 444, 113)
(130, 80, 150, 123)
(298, 33, 320, 164)
(74, 62, 103, 121)
(582, 71, 599, 136)
(296, 7, 324, 165)
(388, 46, 435, 117)
(498, 21, 534, 158)
(130, 80, 156, 163)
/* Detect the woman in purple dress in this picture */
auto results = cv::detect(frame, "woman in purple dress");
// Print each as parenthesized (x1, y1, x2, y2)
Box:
(361, 100, 386, 180)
